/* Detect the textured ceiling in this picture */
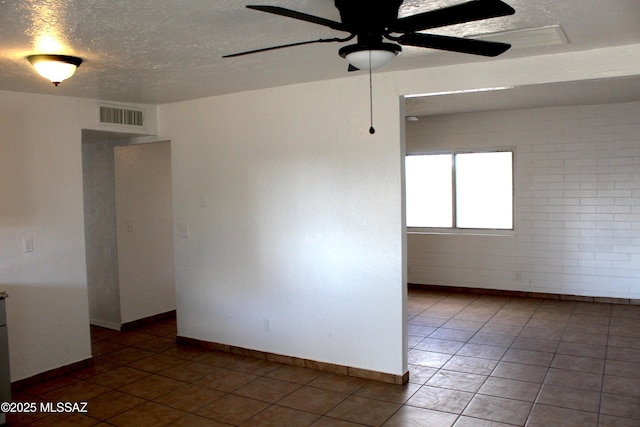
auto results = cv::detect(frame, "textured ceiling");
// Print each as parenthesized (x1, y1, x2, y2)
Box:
(1, 0, 639, 105)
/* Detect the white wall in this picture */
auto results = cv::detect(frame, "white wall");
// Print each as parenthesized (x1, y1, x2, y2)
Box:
(406, 101, 640, 299)
(158, 44, 640, 377)
(115, 141, 176, 324)
(1, 41, 639, 381)
(159, 76, 407, 376)
(0, 89, 157, 381)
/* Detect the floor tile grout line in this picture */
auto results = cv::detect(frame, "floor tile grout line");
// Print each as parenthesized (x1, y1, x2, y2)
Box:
(84, 326, 230, 425)
(230, 376, 314, 423)
(409, 293, 540, 425)
(523, 296, 599, 427)
(94, 327, 308, 426)
(408, 292, 489, 426)
(122, 335, 373, 426)
(446, 294, 539, 426)
(596, 304, 613, 427)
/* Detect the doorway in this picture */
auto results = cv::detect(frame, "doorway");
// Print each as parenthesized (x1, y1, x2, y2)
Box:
(81, 130, 176, 330)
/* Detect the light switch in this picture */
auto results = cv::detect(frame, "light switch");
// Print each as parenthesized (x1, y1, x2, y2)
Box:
(177, 223, 190, 238)
(23, 237, 34, 253)
(127, 222, 134, 232)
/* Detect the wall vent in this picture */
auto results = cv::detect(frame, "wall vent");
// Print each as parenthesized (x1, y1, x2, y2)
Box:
(99, 105, 144, 127)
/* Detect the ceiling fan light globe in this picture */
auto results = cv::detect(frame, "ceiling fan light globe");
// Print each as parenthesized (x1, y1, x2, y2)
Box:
(339, 43, 401, 71)
(346, 50, 395, 70)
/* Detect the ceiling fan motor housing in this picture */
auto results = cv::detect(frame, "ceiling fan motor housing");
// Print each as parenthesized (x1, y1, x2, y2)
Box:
(335, 0, 403, 45)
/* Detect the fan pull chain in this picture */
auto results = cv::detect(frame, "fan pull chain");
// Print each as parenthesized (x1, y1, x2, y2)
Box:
(368, 51, 375, 134)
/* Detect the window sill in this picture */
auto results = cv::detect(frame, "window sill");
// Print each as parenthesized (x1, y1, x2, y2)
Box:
(407, 228, 515, 237)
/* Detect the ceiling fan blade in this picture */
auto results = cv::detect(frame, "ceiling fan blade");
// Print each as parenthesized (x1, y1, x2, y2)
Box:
(247, 5, 348, 32)
(223, 37, 345, 58)
(399, 33, 511, 57)
(390, 0, 515, 33)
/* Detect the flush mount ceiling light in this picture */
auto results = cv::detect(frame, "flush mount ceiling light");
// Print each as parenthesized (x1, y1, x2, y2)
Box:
(338, 43, 402, 71)
(27, 54, 82, 86)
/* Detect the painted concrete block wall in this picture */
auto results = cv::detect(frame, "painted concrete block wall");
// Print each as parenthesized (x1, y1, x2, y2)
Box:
(82, 139, 121, 329)
(158, 76, 407, 376)
(406, 101, 640, 299)
(115, 141, 176, 324)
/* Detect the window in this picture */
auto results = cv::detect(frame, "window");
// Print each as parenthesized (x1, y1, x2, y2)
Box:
(406, 151, 513, 230)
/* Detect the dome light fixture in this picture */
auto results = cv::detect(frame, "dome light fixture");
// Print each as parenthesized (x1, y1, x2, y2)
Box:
(338, 43, 401, 71)
(27, 54, 83, 86)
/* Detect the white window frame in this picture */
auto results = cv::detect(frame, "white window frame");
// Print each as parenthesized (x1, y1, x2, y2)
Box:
(406, 149, 515, 235)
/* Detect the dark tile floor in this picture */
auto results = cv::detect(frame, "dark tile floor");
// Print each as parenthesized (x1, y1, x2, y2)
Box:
(6, 288, 640, 426)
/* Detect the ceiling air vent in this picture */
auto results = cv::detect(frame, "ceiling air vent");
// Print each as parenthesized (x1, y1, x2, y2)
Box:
(99, 104, 144, 127)
(470, 25, 568, 49)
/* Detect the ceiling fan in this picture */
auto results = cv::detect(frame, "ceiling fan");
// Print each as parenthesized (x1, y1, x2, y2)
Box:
(224, 0, 516, 71)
